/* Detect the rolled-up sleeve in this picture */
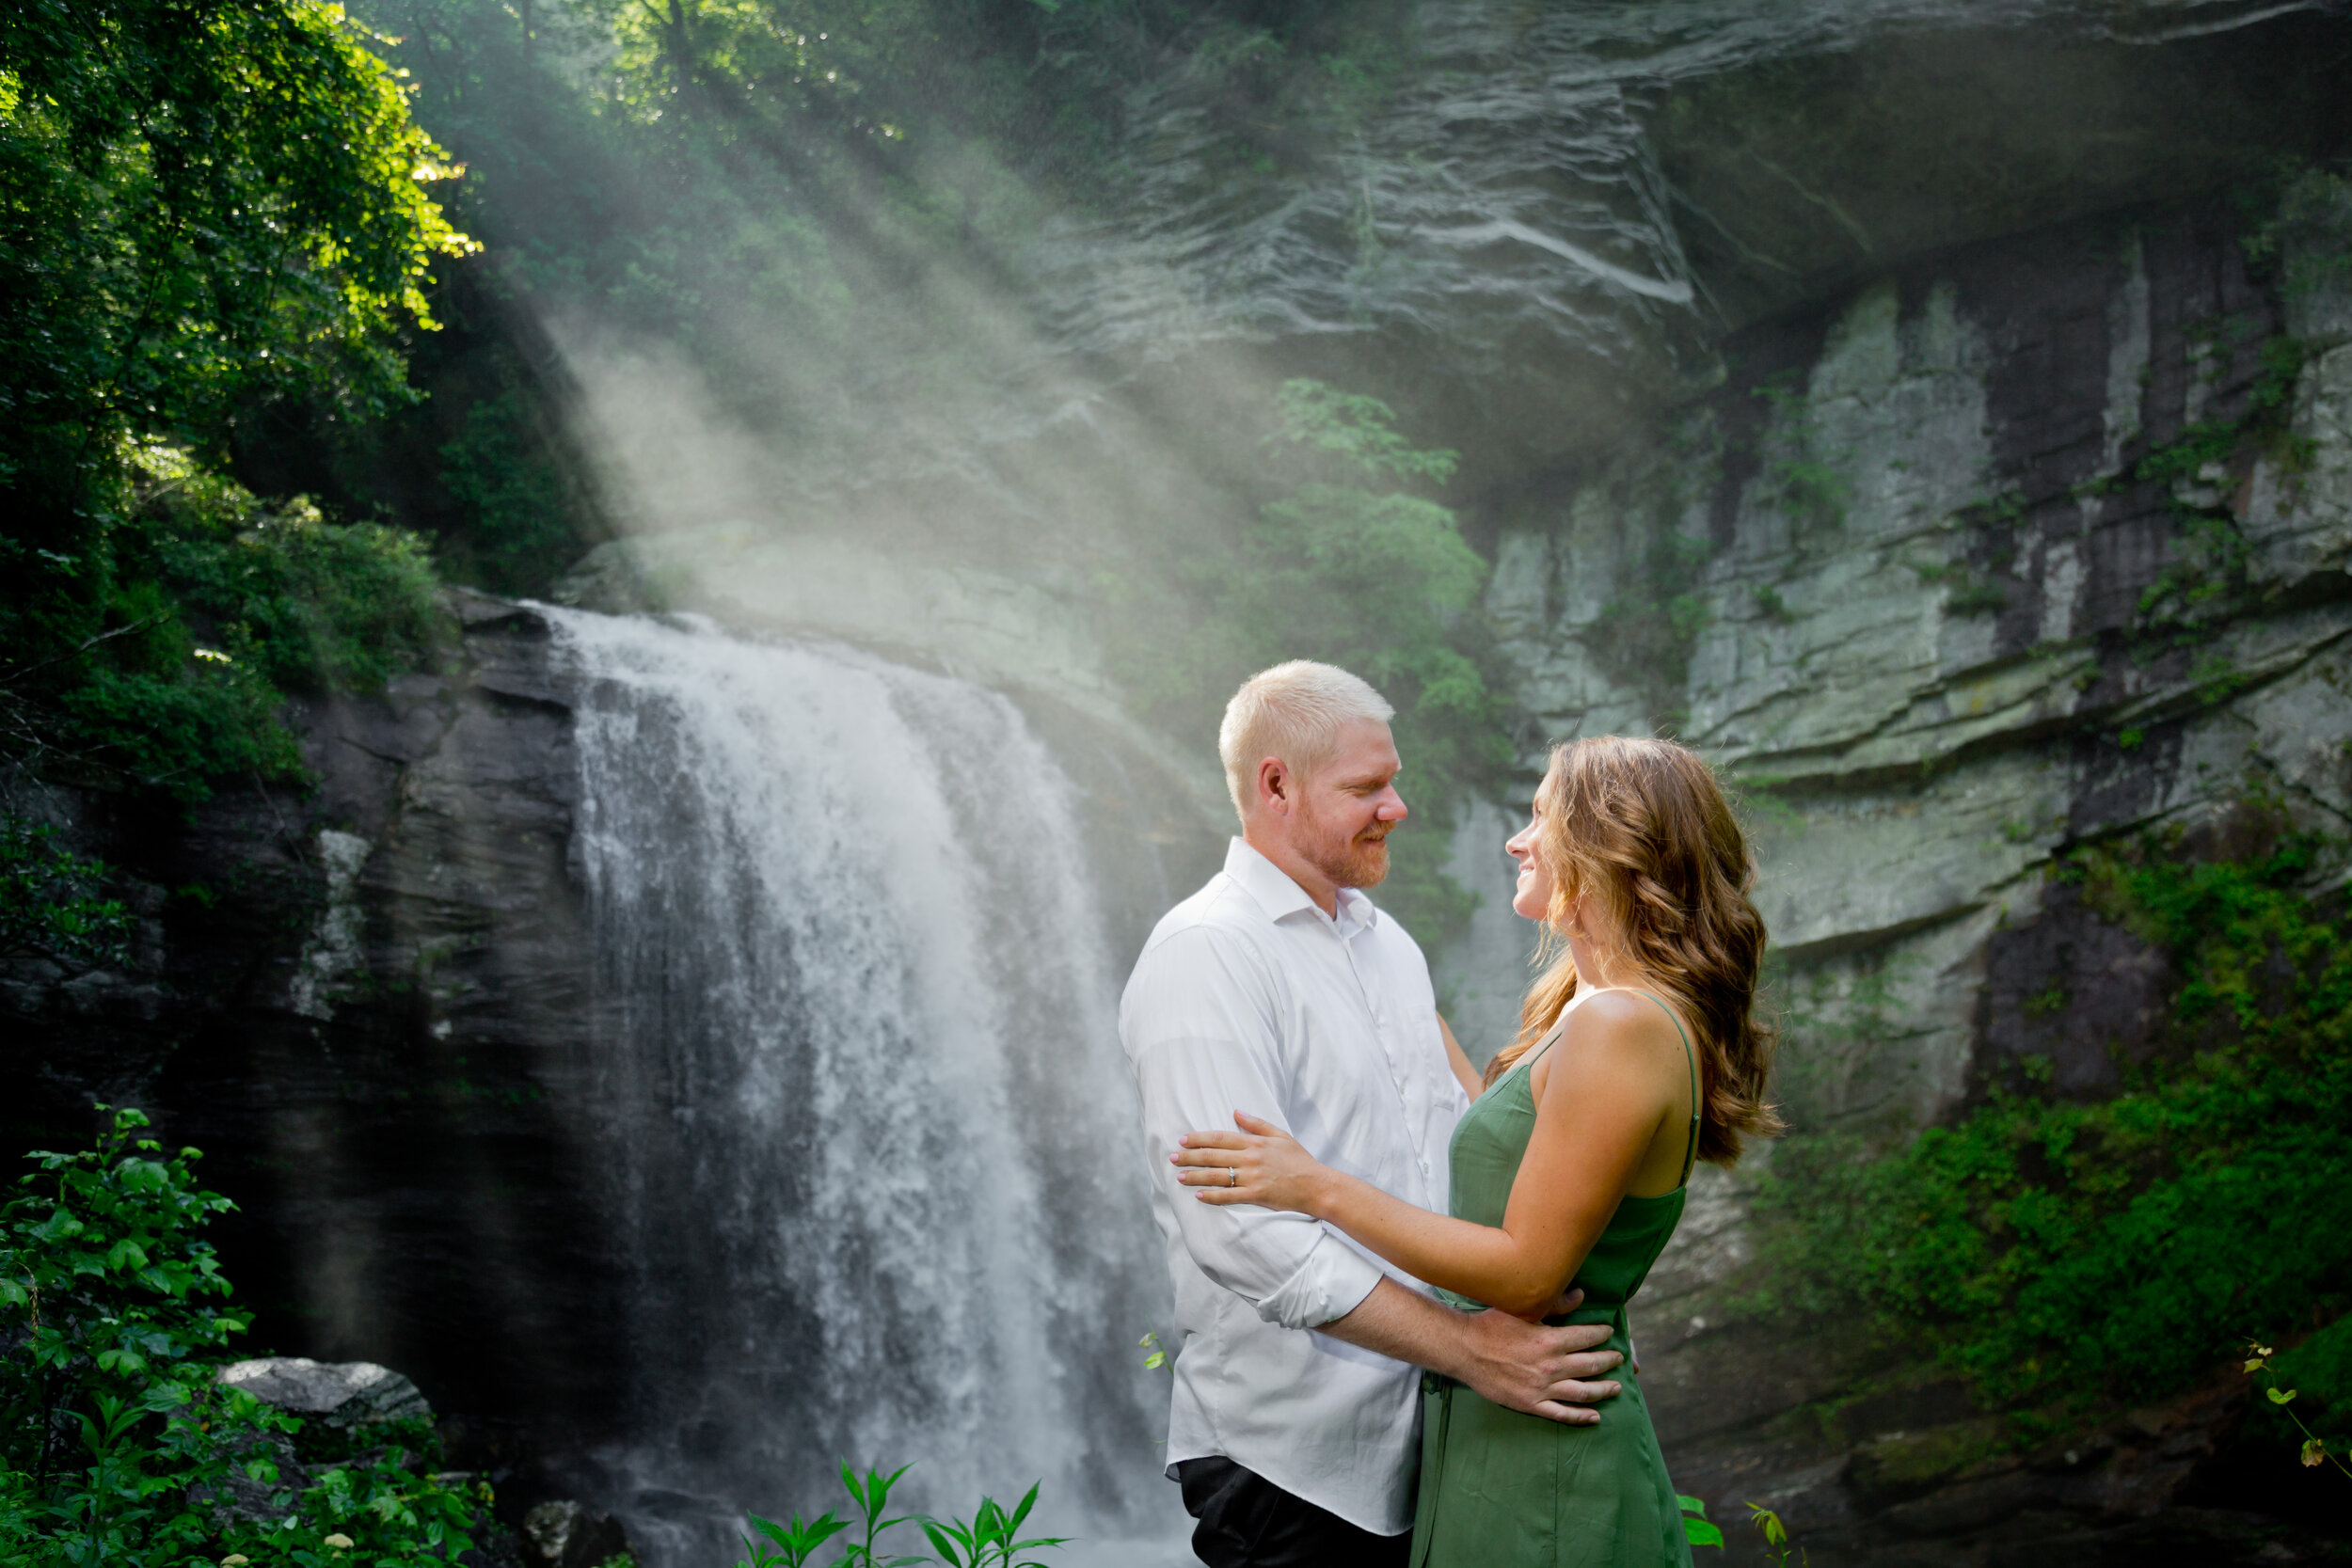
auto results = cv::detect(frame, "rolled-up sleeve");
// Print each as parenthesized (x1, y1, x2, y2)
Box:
(1122, 926, 1384, 1331)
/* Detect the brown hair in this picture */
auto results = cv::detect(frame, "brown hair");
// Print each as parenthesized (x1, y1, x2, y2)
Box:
(1481, 736, 1783, 1164)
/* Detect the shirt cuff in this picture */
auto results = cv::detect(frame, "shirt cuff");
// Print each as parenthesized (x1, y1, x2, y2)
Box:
(1254, 1229, 1385, 1330)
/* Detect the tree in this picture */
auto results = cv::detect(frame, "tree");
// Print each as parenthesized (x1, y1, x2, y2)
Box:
(0, 0, 471, 794)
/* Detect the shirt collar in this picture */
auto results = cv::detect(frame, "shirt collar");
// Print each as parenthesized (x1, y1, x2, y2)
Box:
(1225, 837, 1378, 936)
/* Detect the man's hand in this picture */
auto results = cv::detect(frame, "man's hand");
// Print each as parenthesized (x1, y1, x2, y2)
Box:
(1314, 1279, 1624, 1425)
(1438, 1307, 1623, 1425)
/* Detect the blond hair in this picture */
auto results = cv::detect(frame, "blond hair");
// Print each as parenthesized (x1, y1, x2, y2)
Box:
(1484, 736, 1783, 1165)
(1217, 661, 1395, 822)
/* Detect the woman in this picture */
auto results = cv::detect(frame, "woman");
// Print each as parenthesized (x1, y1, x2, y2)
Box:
(1172, 736, 1781, 1568)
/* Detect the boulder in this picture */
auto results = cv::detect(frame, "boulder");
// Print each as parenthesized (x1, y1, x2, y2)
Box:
(218, 1356, 434, 1429)
(521, 1499, 633, 1568)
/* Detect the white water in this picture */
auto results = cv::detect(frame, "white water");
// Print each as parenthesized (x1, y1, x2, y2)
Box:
(544, 610, 1189, 1566)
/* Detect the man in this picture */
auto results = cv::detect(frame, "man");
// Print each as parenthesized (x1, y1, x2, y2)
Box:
(1120, 661, 1625, 1568)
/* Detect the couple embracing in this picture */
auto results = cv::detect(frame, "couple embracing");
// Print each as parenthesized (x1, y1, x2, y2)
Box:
(1120, 662, 1779, 1568)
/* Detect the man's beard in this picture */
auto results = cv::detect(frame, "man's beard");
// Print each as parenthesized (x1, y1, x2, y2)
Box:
(1301, 815, 1392, 890)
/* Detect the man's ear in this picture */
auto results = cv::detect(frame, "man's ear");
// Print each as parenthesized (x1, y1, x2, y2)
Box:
(1256, 755, 1292, 817)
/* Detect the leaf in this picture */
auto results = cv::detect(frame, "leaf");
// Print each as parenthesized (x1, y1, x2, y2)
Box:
(2268, 1387, 2298, 1404)
(1677, 1495, 1708, 1516)
(1684, 1518, 1725, 1548)
(921, 1522, 971, 1567)
(2304, 1438, 2328, 1466)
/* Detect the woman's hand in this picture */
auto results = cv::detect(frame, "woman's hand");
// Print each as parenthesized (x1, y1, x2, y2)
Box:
(1173, 1113, 1333, 1215)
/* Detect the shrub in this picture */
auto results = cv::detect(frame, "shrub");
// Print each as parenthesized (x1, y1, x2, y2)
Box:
(1754, 827, 2352, 1411)
(17, 445, 449, 805)
(0, 1107, 483, 1565)
(0, 816, 132, 968)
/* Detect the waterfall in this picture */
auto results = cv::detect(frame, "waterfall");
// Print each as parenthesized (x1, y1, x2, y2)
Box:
(543, 609, 1185, 1566)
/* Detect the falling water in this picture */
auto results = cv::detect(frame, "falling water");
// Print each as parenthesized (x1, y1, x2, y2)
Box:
(542, 609, 1186, 1566)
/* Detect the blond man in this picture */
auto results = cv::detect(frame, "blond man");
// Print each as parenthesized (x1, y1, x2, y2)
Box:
(1120, 661, 1624, 1568)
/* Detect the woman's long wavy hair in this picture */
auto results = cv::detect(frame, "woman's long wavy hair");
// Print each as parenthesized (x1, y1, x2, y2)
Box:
(1481, 736, 1783, 1164)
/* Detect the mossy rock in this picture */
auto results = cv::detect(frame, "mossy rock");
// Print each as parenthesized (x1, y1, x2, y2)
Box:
(1845, 1415, 2012, 1511)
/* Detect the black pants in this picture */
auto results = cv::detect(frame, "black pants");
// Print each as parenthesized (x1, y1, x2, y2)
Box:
(1175, 1456, 1411, 1568)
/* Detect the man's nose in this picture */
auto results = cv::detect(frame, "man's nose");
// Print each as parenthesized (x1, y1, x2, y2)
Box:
(1378, 789, 1408, 822)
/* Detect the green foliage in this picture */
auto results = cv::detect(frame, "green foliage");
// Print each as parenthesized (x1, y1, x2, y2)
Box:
(1754, 828, 2352, 1412)
(1584, 529, 1713, 705)
(1270, 380, 1458, 484)
(1677, 1494, 1722, 1549)
(1102, 379, 1507, 947)
(0, 816, 132, 967)
(1745, 1503, 1804, 1568)
(8, 445, 447, 804)
(1, 0, 469, 805)
(1944, 580, 2010, 616)
(2245, 1332, 2352, 1478)
(0, 1108, 483, 1566)
(740, 1509, 851, 1568)
(1753, 372, 1851, 534)
(834, 1463, 925, 1568)
(919, 1482, 1066, 1568)
(733, 1465, 1064, 1568)
(0, 0, 472, 536)
(2243, 162, 2352, 309)
(436, 387, 580, 594)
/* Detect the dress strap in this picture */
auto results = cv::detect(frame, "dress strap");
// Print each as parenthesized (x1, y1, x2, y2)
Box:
(1518, 1014, 1570, 1074)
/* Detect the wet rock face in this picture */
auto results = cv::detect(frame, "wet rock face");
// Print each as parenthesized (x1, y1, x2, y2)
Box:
(0, 593, 630, 1459)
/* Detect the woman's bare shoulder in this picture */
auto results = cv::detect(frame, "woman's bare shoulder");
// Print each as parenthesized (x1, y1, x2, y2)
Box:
(1556, 989, 1685, 1068)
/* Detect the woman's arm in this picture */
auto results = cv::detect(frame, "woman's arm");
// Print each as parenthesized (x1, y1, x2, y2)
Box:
(1175, 992, 1681, 1317)
(1438, 1013, 1484, 1101)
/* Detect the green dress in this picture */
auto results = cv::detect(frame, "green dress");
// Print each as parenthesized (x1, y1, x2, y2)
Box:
(1409, 991, 1698, 1568)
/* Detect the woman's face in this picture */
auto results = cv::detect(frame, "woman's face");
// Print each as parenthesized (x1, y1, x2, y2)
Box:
(1505, 799, 1556, 923)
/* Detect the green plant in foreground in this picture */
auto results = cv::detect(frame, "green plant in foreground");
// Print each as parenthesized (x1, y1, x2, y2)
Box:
(739, 1509, 850, 1568)
(1677, 1493, 1721, 1548)
(2246, 1343, 2352, 1478)
(920, 1483, 1066, 1568)
(839, 1463, 926, 1568)
(735, 1466, 1065, 1568)
(1745, 1502, 1804, 1568)
(0, 1106, 481, 1564)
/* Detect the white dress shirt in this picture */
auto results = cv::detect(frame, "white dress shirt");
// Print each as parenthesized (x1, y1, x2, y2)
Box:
(1120, 837, 1470, 1535)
